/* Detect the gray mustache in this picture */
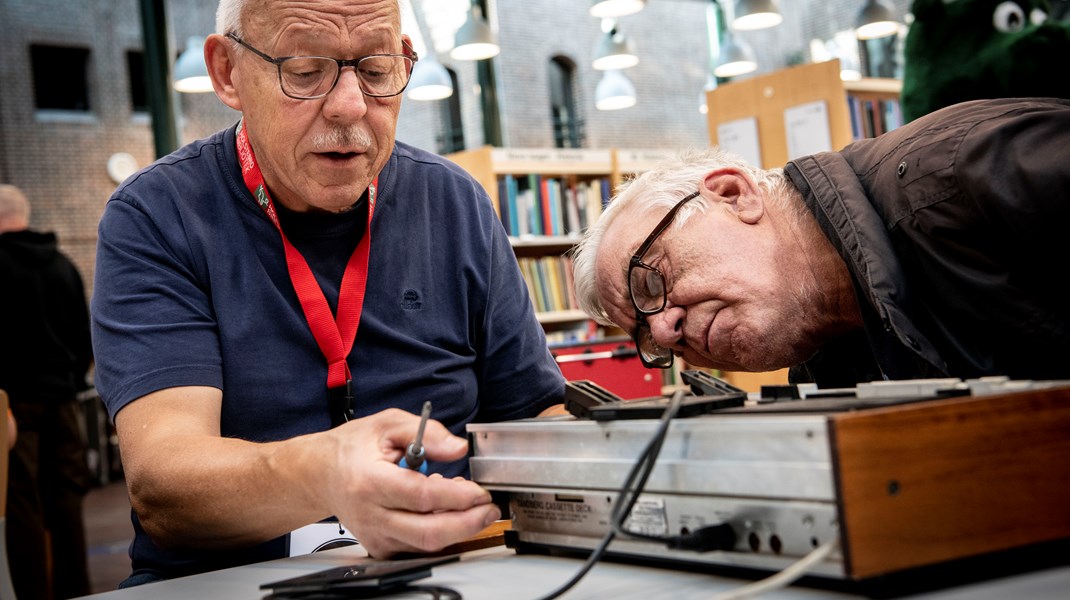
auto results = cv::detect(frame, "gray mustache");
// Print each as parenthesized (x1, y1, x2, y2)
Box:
(310, 127, 373, 151)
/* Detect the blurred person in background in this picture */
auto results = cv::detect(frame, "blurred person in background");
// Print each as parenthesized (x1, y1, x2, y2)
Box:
(0, 183, 94, 600)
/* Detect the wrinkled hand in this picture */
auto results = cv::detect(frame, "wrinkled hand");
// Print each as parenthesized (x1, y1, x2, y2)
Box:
(316, 408, 500, 558)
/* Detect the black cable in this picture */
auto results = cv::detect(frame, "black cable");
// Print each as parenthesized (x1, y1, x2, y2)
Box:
(608, 405, 672, 536)
(533, 390, 687, 600)
(609, 411, 736, 552)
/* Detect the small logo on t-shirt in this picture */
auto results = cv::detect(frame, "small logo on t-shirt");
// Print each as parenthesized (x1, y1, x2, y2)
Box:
(401, 289, 422, 310)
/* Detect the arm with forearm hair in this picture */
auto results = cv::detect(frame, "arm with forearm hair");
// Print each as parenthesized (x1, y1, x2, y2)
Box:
(116, 385, 501, 557)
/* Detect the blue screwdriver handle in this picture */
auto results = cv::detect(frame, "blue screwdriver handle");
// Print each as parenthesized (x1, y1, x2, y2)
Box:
(399, 401, 431, 473)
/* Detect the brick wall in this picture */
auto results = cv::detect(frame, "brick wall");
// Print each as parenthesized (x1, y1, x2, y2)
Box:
(0, 0, 236, 299)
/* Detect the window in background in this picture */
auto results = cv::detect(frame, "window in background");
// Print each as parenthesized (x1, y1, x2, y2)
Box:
(126, 50, 149, 113)
(859, 26, 905, 79)
(549, 56, 585, 148)
(436, 67, 465, 154)
(31, 44, 91, 111)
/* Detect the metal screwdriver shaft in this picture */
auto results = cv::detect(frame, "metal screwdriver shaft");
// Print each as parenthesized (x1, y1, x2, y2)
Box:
(400, 401, 431, 473)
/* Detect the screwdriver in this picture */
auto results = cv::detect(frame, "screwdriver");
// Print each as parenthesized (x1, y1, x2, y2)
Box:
(399, 401, 431, 473)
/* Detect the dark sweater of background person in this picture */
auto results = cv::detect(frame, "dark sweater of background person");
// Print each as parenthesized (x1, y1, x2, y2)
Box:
(1, 187, 94, 600)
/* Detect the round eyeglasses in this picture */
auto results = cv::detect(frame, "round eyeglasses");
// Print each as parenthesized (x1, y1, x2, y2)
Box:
(627, 190, 701, 368)
(227, 33, 417, 99)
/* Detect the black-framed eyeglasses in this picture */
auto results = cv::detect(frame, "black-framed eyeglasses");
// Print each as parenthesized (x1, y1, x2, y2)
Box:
(628, 190, 701, 368)
(226, 32, 418, 100)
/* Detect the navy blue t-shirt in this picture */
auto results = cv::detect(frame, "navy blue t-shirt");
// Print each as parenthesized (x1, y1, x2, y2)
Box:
(91, 124, 564, 578)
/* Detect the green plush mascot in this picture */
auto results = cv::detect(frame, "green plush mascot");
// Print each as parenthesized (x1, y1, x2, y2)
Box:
(901, 0, 1070, 122)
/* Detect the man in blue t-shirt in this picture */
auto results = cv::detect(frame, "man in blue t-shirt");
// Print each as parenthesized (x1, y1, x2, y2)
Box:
(91, 0, 564, 584)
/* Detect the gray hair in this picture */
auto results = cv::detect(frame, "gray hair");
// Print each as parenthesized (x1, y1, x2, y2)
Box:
(0, 184, 30, 231)
(571, 147, 797, 325)
(215, 0, 245, 35)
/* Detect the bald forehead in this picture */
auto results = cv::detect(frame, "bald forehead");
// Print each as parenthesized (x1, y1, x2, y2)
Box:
(248, 0, 400, 43)
(598, 203, 665, 267)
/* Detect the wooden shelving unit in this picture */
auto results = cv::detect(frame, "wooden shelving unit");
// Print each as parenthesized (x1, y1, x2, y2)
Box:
(447, 146, 613, 216)
(706, 59, 902, 169)
(613, 147, 676, 190)
(843, 76, 903, 99)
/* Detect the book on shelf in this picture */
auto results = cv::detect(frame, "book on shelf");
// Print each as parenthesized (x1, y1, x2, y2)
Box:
(546, 258, 565, 312)
(517, 255, 580, 314)
(517, 257, 535, 310)
(564, 184, 582, 238)
(495, 174, 610, 238)
(534, 258, 552, 313)
(847, 95, 903, 140)
(561, 255, 579, 311)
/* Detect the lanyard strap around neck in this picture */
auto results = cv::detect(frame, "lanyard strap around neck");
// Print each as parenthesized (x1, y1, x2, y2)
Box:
(235, 121, 376, 394)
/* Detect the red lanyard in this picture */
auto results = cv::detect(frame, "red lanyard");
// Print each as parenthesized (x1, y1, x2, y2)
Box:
(235, 120, 376, 402)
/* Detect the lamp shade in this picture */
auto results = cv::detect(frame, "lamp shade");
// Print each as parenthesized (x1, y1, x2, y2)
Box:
(733, 0, 783, 31)
(406, 58, 453, 101)
(589, 0, 646, 19)
(713, 33, 757, 78)
(592, 26, 638, 70)
(595, 69, 636, 110)
(855, 0, 900, 39)
(451, 5, 500, 60)
(173, 36, 212, 93)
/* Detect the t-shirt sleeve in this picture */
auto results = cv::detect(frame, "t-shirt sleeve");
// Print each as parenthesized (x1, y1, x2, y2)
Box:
(90, 193, 223, 420)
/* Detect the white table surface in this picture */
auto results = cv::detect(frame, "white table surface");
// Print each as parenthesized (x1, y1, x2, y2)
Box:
(78, 543, 1070, 600)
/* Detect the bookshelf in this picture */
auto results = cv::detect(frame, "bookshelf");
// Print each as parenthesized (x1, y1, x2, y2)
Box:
(446, 146, 677, 341)
(703, 60, 902, 393)
(844, 77, 903, 139)
(447, 146, 613, 211)
(613, 148, 676, 190)
(706, 59, 902, 169)
(446, 146, 617, 343)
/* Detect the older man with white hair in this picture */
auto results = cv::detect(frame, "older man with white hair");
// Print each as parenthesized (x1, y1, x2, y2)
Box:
(91, 0, 564, 586)
(572, 97, 1070, 388)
